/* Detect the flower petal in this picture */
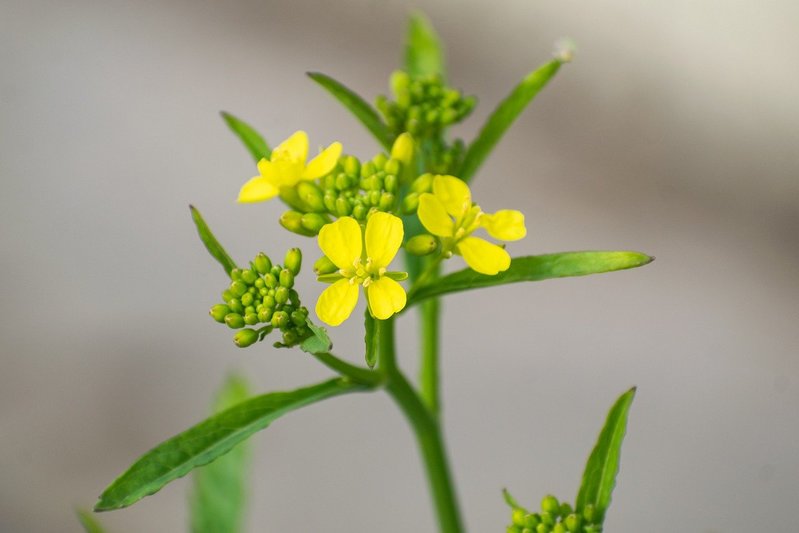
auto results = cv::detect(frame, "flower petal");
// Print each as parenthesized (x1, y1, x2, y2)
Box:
(316, 279, 359, 326)
(237, 176, 279, 203)
(366, 277, 406, 320)
(303, 141, 342, 180)
(275, 130, 308, 162)
(365, 212, 404, 268)
(432, 175, 471, 217)
(455, 236, 511, 275)
(418, 193, 454, 237)
(318, 216, 362, 270)
(481, 209, 527, 241)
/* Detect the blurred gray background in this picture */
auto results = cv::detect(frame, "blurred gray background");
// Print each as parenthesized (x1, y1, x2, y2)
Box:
(2, 0, 798, 531)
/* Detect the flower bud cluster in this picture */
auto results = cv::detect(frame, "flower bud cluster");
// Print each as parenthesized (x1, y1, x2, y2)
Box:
(280, 152, 403, 235)
(506, 495, 602, 533)
(209, 249, 310, 348)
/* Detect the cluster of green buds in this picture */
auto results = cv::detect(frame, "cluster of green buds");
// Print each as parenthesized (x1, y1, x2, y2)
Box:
(279, 150, 405, 234)
(209, 249, 311, 348)
(506, 494, 602, 533)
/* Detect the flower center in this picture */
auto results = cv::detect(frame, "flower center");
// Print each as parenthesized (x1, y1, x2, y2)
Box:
(341, 257, 385, 287)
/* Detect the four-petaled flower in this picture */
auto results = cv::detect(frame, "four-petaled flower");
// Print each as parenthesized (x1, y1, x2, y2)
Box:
(315, 212, 408, 326)
(418, 175, 526, 275)
(238, 130, 342, 203)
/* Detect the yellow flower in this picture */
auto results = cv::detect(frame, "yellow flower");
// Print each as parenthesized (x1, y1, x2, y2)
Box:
(238, 131, 342, 203)
(417, 175, 526, 275)
(315, 212, 408, 326)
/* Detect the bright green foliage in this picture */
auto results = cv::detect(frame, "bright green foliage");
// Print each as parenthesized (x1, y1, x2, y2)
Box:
(307, 72, 391, 149)
(190, 375, 251, 533)
(95, 378, 366, 512)
(459, 58, 565, 183)
(190, 205, 238, 276)
(504, 490, 599, 533)
(576, 388, 637, 524)
(408, 251, 654, 305)
(405, 11, 446, 80)
(76, 509, 106, 533)
(221, 111, 271, 162)
(299, 320, 333, 355)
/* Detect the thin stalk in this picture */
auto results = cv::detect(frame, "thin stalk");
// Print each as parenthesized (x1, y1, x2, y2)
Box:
(419, 296, 440, 414)
(310, 351, 384, 387)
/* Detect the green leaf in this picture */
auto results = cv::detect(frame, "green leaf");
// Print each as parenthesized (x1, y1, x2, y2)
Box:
(307, 72, 391, 150)
(95, 378, 364, 512)
(502, 488, 524, 510)
(405, 11, 446, 80)
(408, 251, 653, 306)
(300, 319, 333, 355)
(220, 111, 271, 162)
(459, 59, 564, 183)
(575, 387, 637, 523)
(364, 311, 378, 369)
(76, 509, 106, 533)
(189, 375, 252, 533)
(189, 205, 238, 276)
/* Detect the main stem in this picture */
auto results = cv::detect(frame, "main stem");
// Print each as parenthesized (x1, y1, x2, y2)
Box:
(379, 318, 463, 533)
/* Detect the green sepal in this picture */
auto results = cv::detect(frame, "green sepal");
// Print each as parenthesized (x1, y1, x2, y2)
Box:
(189, 375, 251, 533)
(76, 509, 106, 533)
(190, 205, 238, 276)
(405, 11, 446, 80)
(94, 378, 364, 512)
(364, 310, 378, 369)
(220, 111, 271, 162)
(385, 271, 409, 281)
(458, 58, 564, 183)
(407, 251, 653, 306)
(503, 488, 525, 510)
(575, 387, 637, 524)
(307, 72, 391, 149)
(299, 319, 333, 355)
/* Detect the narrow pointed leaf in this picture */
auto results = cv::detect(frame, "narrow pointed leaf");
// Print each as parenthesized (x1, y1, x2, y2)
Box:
(76, 509, 106, 533)
(408, 251, 653, 305)
(502, 488, 524, 510)
(189, 375, 251, 533)
(189, 205, 238, 276)
(307, 72, 391, 149)
(459, 59, 564, 183)
(95, 378, 364, 512)
(576, 387, 637, 523)
(300, 319, 333, 355)
(405, 11, 445, 80)
(220, 112, 271, 162)
(364, 311, 378, 368)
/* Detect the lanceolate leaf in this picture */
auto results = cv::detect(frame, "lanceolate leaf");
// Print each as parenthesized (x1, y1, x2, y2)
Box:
(189, 205, 238, 276)
(408, 251, 653, 305)
(95, 378, 365, 512)
(76, 509, 106, 533)
(189, 375, 251, 533)
(405, 11, 446, 80)
(307, 72, 391, 149)
(220, 111, 271, 162)
(575, 387, 637, 523)
(459, 59, 563, 183)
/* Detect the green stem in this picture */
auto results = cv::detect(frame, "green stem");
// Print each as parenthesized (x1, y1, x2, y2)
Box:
(379, 318, 463, 533)
(311, 351, 383, 387)
(419, 297, 440, 414)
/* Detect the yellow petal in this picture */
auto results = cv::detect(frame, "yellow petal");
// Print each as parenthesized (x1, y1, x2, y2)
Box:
(237, 176, 279, 203)
(317, 216, 362, 270)
(365, 212, 403, 268)
(481, 210, 527, 241)
(417, 193, 454, 237)
(456, 236, 511, 275)
(432, 175, 471, 217)
(316, 279, 359, 326)
(303, 141, 342, 180)
(366, 277, 406, 320)
(274, 130, 308, 162)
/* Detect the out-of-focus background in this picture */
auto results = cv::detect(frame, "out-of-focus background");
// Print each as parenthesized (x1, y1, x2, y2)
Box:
(2, 0, 797, 531)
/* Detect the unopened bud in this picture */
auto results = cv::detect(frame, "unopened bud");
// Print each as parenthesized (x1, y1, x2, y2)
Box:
(271, 310, 289, 328)
(384, 158, 401, 177)
(378, 192, 394, 211)
(411, 173, 433, 193)
(224, 313, 245, 329)
(384, 174, 398, 193)
(257, 308, 272, 323)
(541, 495, 560, 514)
(230, 280, 248, 298)
(284, 248, 302, 275)
(233, 328, 259, 348)
(540, 512, 555, 527)
(240, 292, 254, 307)
(221, 289, 234, 302)
(523, 514, 541, 528)
(390, 70, 410, 99)
(279, 268, 294, 289)
(553, 524, 566, 533)
(512, 509, 526, 527)
(390, 132, 414, 166)
(406, 234, 438, 256)
(360, 161, 375, 179)
(300, 213, 329, 234)
(254, 252, 272, 274)
(229, 268, 242, 281)
(343, 155, 360, 176)
(275, 286, 289, 305)
(244, 312, 258, 325)
(240, 269, 257, 285)
(564, 514, 581, 532)
(280, 210, 315, 236)
(297, 181, 325, 212)
(282, 329, 299, 345)
(582, 504, 597, 524)
(401, 192, 420, 214)
(291, 310, 307, 327)
(558, 503, 572, 519)
(372, 153, 387, 170)
(279, 186, 310, 211)
(352, 203, 367, 220)
(535, 524, 548, 533)
(314, 255, 338, 275)
(209, 304, 230, 323)
(335, 197, 352, 217)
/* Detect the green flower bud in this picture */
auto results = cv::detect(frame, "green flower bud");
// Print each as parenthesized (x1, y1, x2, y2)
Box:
(582, 504, 597, 524)
(383, 173, 398, 193)
(264, 273, 277, 289)
(390, 70, 410, 99)
(230, 280, 248, 297)
(360, 161, 375, 179)
(257, 308, 272, 323)
(244, 305, 256, 315)
(552, 524, 565, 533)
(512, 509, 526, 527)
(352, 203, 367, 221)
(535, 524, 548, 533)
(523, 514, 541, 528)
(279, 268, 294, 289)
(323, 191, 338, 212)
(240, 292, 254, 307)
(390, 132, 414, 165)
(558, 503, 572, 519)
(343, 155, 360, 176)
(240, 269, 257, 285)
(282, 329, 299, 345)
(372, 153, 387, 170)
(335, 173, 352, 191)
(368, 190, 381, 206)
(540, 512, 555, 526)
(233, 328, 259, 348)
(564, 514, 581, 533)
(254, 278, 265, 289)
(279, 186, 310, 212)
(384, 158, 400, 178)
(506, 527, 521, 533)
(411, 173, 433, 193)
(541, 496, 560, 514)
(301, 213, 329, 234)
(227, 298, 244, 314)
(229, 268, 242, 281)
(280, 210, 315, 236)
(378, 192, 394, 211)
(335, 197, 352, 217)
(401, 192, 420, 214)
(275, 286, 289, 305)
(271, 310, 289, 328)
(289, 289, 301, 307)
(244, 312, 258, 325)
(314, 255, 338, 275)
(297, 181, 325, 212)
(291, 310, 307, 327)
(406, 233, 438, 256)
(224, 313, 245, 329)
(209, 304, 230, 323)
(221, 289, 234, 302)
(263, 295, 276, 308)
(284, 248, 302, 275)
(254, 252, 272, 275)
(521, 529, 533, 533)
